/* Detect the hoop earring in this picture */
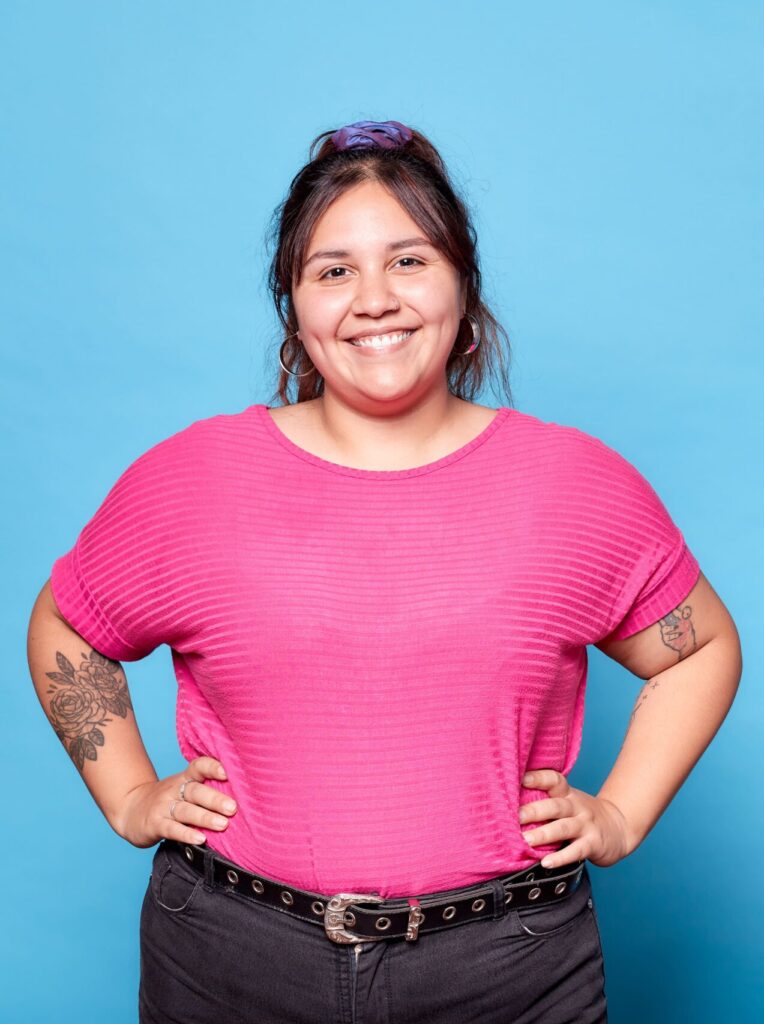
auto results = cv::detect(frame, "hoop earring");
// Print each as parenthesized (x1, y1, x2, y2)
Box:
(279, 332, 316, 378)
(454, 314, 481, 356)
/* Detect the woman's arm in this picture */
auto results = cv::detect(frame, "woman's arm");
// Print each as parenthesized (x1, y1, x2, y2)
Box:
(596, 570, 742, 855)
(593, 626, 733, 851)
(27, 579, 161, 834)
(26, 579, 236, 846)
(518, 573, 743, 867)
(594, 626, 741, 855)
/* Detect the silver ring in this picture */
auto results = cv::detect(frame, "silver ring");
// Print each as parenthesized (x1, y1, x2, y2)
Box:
(179, 779, 190, 801)
(169, 800, 179, 819)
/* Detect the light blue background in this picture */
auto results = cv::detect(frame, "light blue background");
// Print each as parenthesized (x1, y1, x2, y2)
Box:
(3, 2, 761, 1021)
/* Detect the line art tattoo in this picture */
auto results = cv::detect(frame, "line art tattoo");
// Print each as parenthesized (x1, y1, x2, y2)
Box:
(629, 602, 697, 725)
(45, 649, 132, 771)
(658, 603, 697, 660)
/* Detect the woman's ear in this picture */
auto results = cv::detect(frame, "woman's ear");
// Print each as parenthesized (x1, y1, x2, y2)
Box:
(460, 275, 468, 315)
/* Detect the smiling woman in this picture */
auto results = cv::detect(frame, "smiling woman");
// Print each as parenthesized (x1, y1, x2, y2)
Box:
(260, 121, 515, 471)
(30, 117, 741, 1024)
(269, 128, 508, 367)
(290, 179, 474, 427)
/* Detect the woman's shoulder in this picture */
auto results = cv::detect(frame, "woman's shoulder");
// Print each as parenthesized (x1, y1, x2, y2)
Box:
(504, 407, 616, 455)
(145, 404, 257, 452)
(502, 408, 647, 486)
(110, 405, 257, 489)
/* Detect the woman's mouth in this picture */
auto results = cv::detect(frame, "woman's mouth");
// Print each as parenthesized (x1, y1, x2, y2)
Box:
(347, 329, 417, 352)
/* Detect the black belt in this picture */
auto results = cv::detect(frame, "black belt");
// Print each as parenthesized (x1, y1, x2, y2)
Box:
(165, 839, 585, 945)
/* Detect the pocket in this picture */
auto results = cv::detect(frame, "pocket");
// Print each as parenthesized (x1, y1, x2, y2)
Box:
(149, 844, 204, 915)
(513, 869, 593, 938)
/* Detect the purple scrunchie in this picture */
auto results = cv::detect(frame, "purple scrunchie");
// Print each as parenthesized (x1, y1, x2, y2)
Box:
(331, 119, 413, 152)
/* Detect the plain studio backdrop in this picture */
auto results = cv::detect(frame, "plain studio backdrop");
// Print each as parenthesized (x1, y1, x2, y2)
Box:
(2, 2, 761, 1021)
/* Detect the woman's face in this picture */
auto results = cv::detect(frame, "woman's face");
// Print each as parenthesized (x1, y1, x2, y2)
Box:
(291, 179, 467, 411)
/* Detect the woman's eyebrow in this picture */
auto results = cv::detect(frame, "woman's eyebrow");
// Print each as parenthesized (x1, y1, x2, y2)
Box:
(303, 236, 434, 269)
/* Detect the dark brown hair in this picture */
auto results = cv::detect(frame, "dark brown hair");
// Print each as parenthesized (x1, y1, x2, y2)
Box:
(264, 124, 513, 407)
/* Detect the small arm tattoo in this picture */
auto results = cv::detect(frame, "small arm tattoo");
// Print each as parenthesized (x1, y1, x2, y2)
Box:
(628, 602, 698, 725)
(629, 676, 662, 724)
(45, 649, 132, 771)
(658, 602, 697, 660)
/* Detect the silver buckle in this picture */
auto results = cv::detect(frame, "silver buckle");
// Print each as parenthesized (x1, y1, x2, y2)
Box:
(324, 892, 385, 943)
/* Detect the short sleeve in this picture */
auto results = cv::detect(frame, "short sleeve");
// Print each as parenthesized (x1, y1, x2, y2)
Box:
(591, 440, 701, 643)
(50, 432, 190, 661)
(607, 530, 700, 641)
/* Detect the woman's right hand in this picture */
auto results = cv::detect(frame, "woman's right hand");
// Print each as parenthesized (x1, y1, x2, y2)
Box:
(115, 756, 237, 848)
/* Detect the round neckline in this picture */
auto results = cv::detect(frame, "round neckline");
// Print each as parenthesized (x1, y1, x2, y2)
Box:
(253, 403, 513, 480)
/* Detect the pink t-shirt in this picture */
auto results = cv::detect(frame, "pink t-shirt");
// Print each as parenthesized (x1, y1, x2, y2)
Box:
(50, 403, 700, 898)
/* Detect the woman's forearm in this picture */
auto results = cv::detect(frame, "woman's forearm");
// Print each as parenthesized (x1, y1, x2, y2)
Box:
(26, 582, 158, 836)
(596, 629, 742, 854)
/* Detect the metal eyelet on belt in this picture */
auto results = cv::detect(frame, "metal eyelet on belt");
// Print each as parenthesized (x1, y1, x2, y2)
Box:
(375, 916, 392, 931)
(226, 869, 239, 885)
(311, 900, 325, 915)
(251, 879, 264, 894)
(442, 905, 456, 920)
(528, 887, 541, 900)
(555, 882, 567, 895)
(471, 898, 486, 912)
(504, 891, 513, 904)
(281, 890, 294, 905)
(184, 846, 194, 862)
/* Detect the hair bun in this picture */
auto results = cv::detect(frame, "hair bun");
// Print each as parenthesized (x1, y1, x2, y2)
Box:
(331, 119, 413, 152)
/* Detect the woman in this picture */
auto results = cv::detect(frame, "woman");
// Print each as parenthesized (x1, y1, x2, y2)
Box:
(28, 119, 741, 1023)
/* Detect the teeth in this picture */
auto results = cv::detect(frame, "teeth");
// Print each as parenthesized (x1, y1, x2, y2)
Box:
(350, 330, 414, 348)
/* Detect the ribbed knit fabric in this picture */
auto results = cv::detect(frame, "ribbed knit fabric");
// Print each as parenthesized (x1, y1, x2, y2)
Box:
(50, 403, 700, 898)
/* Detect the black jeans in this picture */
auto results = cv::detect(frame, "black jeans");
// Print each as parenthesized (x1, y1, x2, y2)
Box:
(139, 839, 607, 1023)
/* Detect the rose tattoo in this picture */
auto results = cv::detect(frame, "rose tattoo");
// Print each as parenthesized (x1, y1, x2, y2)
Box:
(46, 650, 132, 771)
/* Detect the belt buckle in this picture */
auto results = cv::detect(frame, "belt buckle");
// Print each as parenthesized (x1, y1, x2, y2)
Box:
(324, 892, 385, 943)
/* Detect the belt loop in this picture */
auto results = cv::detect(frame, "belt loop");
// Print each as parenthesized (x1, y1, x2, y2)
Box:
(202, 845, 215, 889)
(487, 877, 506, 920)
(405, 897, 424, 941)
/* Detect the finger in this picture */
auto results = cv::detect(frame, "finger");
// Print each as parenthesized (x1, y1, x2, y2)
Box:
(187, 756, 227, 781)
(518, 797, 574, 824)
(538, 838, 588, 870)
(178, 758, 231, 812)
(522, 769, 569, 796)
(523, 816, 581, 848)
(162, 817, 208, 846)
(178, 778, 237, 818)
(167, 797, 231, 833)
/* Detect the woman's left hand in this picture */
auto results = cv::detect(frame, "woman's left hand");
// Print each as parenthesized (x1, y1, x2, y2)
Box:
(519, 769, 633, 869)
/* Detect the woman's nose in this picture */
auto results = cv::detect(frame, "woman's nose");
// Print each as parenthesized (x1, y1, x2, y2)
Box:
(350, 271, 400, 316)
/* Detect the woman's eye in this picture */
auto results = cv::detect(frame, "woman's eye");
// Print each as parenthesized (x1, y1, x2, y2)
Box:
(319, 257, 423, 281)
